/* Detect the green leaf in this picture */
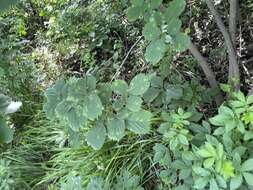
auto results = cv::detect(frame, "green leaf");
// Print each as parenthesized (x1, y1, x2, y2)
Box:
(194, 177, 209, 189)
(129, 74, 150, 96)
(145, 39, 166, 65)
(230, 175, 243, 190)
(173, 33, 190, 52)
(112, 80, 128, 95)
(166, 18, 182, 36)
(127, 110, 153, 134)
(143, 19, 161, 41)
(106, 118, 125, 141)
(0, 94, 11, 113)
(67, 108, 87, 131)
(164, 0, 186, 20)
(126, 95, 142, 112)
(149, 0, 163, 9)
(87, 177, 104, 190)
(178, 134, 188, 145)
(241, 158, 253, 172)
(131, 0, 144, 7)
(43, 80, 67, 119)
(61, 175, 84, 190)
(209, 178, 219, 190)
(86, 122, 106, 150)
(203, 158, 215, 169)
(83, 93, 103, 120)
(243, 172, 253, 186)
(166, 85, 183, 102)
(153, 143, 171, 166)
(0, 0, 18, 12)
(126, 6, 142, 21)
(143, 87, 161, 103)
(0, 118, 13, 143)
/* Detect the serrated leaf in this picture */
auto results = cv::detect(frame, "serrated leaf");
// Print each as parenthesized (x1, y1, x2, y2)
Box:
(129, 74, 150, 96)
(178, 134, 188, 145)
(83, 93, 103, 120)
(167, 18, 182, 36)
(243, 172, 253, 186)
(153, 143, 171, 166)
(43, 80, 68, 119)
(145, 39, 166, 65)
(143, 19, 161, 41)
(173, 33, 190, 52)
(86, 122, 106, 150)
(241, 158, 253, 172)
(203, 158, 215, 169)
(164, 0, 186, 20)
(131, 0, 144, 7)
(166, 85, 183, 102)
(194, 177, 209, 189)
(112, 80, 128, 95)
(126, 95, 142, 112)
(230, 174, 243, 190)
(143, 87, 160, 103)
(0, 118, 13, 143)
(209, 178, 219, 190)
(126, 6, 142, 21)
(149, 0, 163, 9)
(106, 118, 125, 141)
(127, 110, 153, 134)
(87, 177, 104, 190)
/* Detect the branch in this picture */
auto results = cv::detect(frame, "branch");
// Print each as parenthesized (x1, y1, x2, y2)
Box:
(189, 41, 224, 106)
(205, 0, 240, 90)
(229, 0, 238, 47)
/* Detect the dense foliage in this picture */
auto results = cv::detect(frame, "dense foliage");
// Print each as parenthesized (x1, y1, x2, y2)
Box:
(1, 0, 253, 189)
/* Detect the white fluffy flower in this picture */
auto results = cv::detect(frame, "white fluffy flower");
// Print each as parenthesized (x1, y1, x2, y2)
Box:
(5, 101, 22, 114)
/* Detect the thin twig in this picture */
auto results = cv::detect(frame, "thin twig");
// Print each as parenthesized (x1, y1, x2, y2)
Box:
(111, 36, 143, 82)
(206, 0, 240, 90)
(189, 41, 223, 106)
(229, 0, 238, 47)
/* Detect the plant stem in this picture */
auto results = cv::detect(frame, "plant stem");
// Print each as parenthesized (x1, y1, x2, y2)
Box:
(206, 0, 240, 90)
(189, 41, 223, 106)
(229, 0, 238, 47)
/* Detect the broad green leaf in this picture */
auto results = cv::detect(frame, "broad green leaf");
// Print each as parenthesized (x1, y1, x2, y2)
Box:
(145, 39, 166, 65)
(86, 122, 106, 150)
(216, 175, 227, 189)
(67, 108, 87, 131)
(178, 134, 188, 145)
(106, 118, 125, 141)
(97, 83, 112, 105)
(193, 167, 210, 177)
(194, 177, 209, 189)
(167, 18, 182, 36)
(164, 0, 186, 20)
(143, 87, 160, 103)
(142, 19, 161, 41)
(112, 80, 128, 95)
(221, 161, 235, 179)
(243, 172, 253, 186)
(87, 177, 104, 190)
(173, 33, 190, 52)
(153, 143, 171, 166)
(126, 6, 142, 21)
(203, 158, 215, 169)
(209, 178, 219, 190)
(241, 158, 253, 172)
(83, 93, 103, 120)
(0, 118, 13, 143)
(149, 0, 163, 9)
(126, 95, 142, 112)
(129, 74, 150, 96)
(166, 85, 183, 102)
(131, 0, 144, 7)
(43, 80, 68, 119)
(0, 94, 11, 113)
(0, 0, 18, 12)
(127, 110, 153, 134)
(61, 175, 83, 190)
(230, 174, 243, 190)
